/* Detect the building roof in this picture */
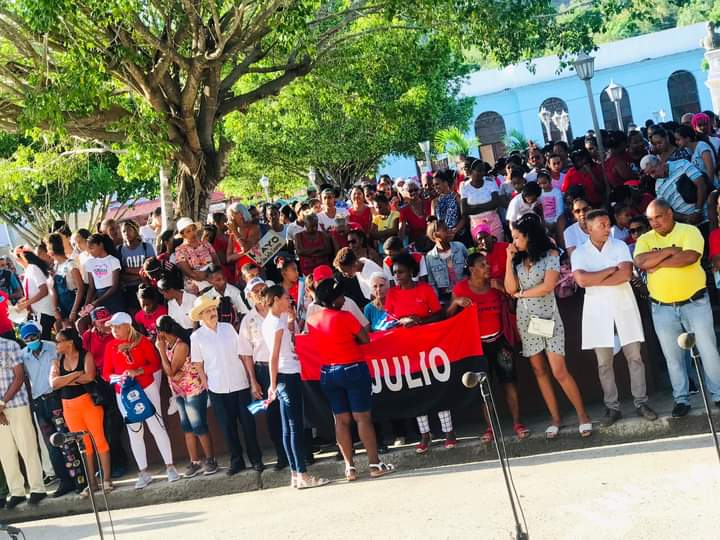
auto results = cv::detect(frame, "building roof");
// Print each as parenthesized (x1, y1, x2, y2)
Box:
(105, 191, 228, 222)
(460, 22, 707, 97)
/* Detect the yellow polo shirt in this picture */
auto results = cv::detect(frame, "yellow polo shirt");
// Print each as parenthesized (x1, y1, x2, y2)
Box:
(634, 223, 705, 303)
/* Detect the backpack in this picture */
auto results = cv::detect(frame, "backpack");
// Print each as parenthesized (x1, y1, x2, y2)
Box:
(120, 378, 156, 424)
(217, 295, 239, 326)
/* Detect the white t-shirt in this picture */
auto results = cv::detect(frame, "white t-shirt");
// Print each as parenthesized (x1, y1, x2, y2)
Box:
(261, 312, 301, 374)
(539, 188, 564, 224)
(139, 225, 157, 246)
(459, 179, 498, 206)
(78, 251, 91, 284)
(563, 222, 589, 251)
(55, 258, 80, 292)
(191, 323, 248, 393)
(356, 258, 384, 300)
(85, 255, 121, 290)
(317, 208, 348, 231)
(506, 195, 539, 225)
(24, 265, 54, 316)
(237, 308, 270, 364)
(169, 291, 197, 330)
(202, 283, 249, 316)
(286, 222, 305, 243)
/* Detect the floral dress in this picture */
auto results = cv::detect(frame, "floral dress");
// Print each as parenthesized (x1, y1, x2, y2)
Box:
(514, 253, 565, 357)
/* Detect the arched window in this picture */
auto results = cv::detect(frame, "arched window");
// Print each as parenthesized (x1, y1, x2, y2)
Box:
(474, 111, 506, 163)
(538, 98, 573, 144)
(667, 70, 700, 122)
(600, 84, 633, 131)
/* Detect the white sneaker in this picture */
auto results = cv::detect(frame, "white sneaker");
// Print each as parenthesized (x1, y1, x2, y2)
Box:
(167, 466, 181, 483)
(167, 395, 178, 416)
(134, 471, 153, 490)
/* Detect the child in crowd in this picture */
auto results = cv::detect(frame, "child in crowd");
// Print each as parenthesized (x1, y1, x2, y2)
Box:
(547, 153, 565, 190)
(537, 170, 565, 243)
(424, 219, 468, 303)
(370, 195, 400, 253)
(506, 181, 542, 226)
(381, 236, 428, 284)
(279, 258, 300, 304)
(135, 285, 168, 341)
(611, 204, 633, 243)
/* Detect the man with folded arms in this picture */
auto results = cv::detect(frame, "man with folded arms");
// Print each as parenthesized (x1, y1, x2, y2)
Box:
(634, 199, 720, 417)
(572, 209, 657, 427)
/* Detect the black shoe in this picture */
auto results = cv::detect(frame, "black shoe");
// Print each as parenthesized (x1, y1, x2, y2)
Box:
(672, 402, 691, 417)
(226, 463, 246, 477)
(0, 497, 5, 509)
(52, 484, 75, 498)
(28, 492, 47, 505)
(5, 495, 26, 509)
(636, 403, 658, 421)
(252, 462, 265, 473)
(689, 379, 700, 395)
(599, 408, 622, 427)
(43, 474, 58, 485)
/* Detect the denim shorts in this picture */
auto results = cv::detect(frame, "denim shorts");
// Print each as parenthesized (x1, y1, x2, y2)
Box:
(481, 335, 518, 385)
(320, 362, 372, 415)
(176, 391, 209, 436)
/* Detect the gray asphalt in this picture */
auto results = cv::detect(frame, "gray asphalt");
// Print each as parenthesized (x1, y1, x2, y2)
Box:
(11, 434, 720, 540)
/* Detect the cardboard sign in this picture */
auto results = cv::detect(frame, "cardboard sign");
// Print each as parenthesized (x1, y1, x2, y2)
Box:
(247, 230, 285, 266)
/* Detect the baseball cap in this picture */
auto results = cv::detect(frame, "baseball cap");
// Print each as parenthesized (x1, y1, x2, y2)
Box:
(312, 265, 334, 284)
(107, 312, 132, 326)
(19, 321, 42, 341)
(244, 276, 266, 295)
(90, 306, 112, 322)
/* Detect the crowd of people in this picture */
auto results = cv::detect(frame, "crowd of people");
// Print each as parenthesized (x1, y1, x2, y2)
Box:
(2, 110, 720, 508)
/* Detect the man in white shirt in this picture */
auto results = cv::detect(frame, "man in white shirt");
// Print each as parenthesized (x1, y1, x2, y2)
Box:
(571, 209, 657, 427)
(563, 197, 591, 255)
(317, 188, 348, 231)
(332, 247, 383, 300)
(524, 147, 545, 183)
(237, 278, 288, 469)
(202, 265, 249, 328)
(190, 295, 263, 474)
(506, 182, 541, 226)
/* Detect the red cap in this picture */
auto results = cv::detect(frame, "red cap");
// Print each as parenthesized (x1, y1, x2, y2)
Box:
(312, 265, 334, 283)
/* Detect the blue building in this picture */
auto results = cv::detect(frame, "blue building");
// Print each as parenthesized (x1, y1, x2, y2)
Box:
(381, 22, 713, 177)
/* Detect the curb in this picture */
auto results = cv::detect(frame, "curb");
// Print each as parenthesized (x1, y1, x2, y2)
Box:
(3, 407, 718, 524)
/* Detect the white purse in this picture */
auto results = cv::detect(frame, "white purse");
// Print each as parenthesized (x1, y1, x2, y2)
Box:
(528, 317, 555, 338)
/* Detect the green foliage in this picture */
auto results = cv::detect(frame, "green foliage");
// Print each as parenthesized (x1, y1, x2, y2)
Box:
(434, 127, 479, 159)
(503, 130, 530, 154)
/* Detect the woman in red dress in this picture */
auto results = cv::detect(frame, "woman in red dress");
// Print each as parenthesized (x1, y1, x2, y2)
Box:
(347, 187, 373, 235)
(399, 180, 430, 247)
(294, 213, 334, 276)
(225, 203, 262, 284)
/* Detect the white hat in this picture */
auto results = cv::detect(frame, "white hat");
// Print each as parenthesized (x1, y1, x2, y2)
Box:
(176, 217, 196, 234)
(190, 295, 220, 322)
(107, 312, 132, 326)
(244, 277, 266, 295)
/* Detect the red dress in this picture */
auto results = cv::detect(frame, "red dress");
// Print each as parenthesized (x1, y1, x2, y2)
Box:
(348, 206, 372, 234)
(296, 231, 331, 276)
(562, 166, 603, 206)
(604, 153, 634, 188)
(400, 203, 429, 242)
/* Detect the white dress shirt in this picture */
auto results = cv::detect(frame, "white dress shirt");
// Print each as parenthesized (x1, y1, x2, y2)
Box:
(190, 322, 249, 393)
(237, 307, 270, 364)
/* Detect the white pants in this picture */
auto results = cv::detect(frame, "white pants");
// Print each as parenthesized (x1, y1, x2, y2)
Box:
(35, 410, 54, 477)
(116, 380, 174, 471)
(0, 406, 45, 496)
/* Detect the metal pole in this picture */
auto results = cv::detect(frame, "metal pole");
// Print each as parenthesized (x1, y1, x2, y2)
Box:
(613, 100, 624, 132)
(584, 79, 610, 199)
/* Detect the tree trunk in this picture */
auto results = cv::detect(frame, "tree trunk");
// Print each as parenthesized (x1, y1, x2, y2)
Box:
(175, 143, 229, 221)
(159, 165, 175, 230)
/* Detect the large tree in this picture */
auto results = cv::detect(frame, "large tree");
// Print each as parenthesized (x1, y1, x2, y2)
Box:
(0, 1, 605, 219)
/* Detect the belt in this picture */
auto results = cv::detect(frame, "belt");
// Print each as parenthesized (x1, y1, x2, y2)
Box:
(650, 288, 706, 307)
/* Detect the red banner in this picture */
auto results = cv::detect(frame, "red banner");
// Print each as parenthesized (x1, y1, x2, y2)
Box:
(296, 307, 484, 381)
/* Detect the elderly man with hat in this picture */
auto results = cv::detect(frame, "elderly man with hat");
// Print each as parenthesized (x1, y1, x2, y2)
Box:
(19, 321, 79, 497)
(174, 216, 220, 295)
(0, 331, 46, 509)
(190, 295, 264, 474)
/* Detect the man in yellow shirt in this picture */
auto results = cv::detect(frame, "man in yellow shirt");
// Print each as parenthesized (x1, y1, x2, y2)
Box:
(634, 199, 720, 417)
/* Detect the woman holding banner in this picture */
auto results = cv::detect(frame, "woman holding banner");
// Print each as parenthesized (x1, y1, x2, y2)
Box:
(504, 216, 592, 439)
(307, 279, 394, 481)
(384, 252, 457, 453)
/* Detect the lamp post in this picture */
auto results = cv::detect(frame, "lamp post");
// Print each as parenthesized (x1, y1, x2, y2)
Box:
(538, 107, 552, 142)
(573, 52, 609, 197)
(605, 79, 624, 131)
(307, 168, 317, 188)
(418, 140, 431, 172)
(551, 111, 569, 143)
(259, 175, 270, 201)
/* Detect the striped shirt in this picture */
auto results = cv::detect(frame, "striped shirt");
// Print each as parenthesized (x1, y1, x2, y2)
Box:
(654, 160, 703, 217)
(0, 338, 29, 408)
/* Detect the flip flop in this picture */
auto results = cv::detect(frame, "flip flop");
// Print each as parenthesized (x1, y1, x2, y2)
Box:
(545, 425, 560, 440)
(369, 462, 395, 478)
(345, 466, 358, 482)
(579, 423, 593, 438)
(513, 423, 531, 440)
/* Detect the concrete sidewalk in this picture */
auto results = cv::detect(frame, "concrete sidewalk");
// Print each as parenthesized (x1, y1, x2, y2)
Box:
(2, 393, 719, 524)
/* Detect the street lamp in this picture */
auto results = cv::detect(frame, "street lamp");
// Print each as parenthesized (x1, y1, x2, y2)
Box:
(605, 79, 624, 131)
(573, 52, 608, 196)
(551, 111, 570, 143)
(538, 107, 552, 142)
(259, 175, 270, 201)
(418, 140, 431, 172)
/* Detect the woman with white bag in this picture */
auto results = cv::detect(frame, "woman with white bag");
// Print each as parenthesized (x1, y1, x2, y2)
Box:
(504, 215, 592, 440)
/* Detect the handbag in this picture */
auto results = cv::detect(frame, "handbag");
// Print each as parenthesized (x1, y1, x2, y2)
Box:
(83, 377, 104, 406)
(528, 316, 555, 338)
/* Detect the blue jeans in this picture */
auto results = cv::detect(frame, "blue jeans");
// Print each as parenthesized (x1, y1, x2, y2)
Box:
(277, 373, 307, 474)
(651, 293, 720, 404)
(176, 391, 209, 436)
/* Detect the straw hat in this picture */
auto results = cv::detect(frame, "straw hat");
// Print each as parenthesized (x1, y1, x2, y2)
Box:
(190, 295, 220, 322)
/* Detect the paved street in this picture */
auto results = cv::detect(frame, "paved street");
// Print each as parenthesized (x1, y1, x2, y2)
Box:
(10, 434, 719, 540)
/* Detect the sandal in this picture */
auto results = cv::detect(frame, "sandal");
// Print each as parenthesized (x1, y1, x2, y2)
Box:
(102, 481, 114, 493)
(297, 475, 330, 489)
(545, 425, 560, 440)
(513, 423, 530, 440)
(345, 466, 358, 482)
(290, 474, 298, 488)
(79, 485, 98, 498)
(369, 462, 395, 478)
(415, 433, 431, 454)
(443, 431, 457, 449)
(579, 422, 593, 438)
(481, 427, 494, 444)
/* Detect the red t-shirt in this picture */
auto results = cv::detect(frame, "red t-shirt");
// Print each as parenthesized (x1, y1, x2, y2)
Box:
(134, 305, 168, 340)
(306, 308, 363, 364)
(0, 290, 12, 335)
(102, 336, 161, 392)
(348, 206, 372, 234)
(709, 229, 720, 260)
(384, 282, 441, 319)
(399, 205, 429, 240)
(212, 232, 235, 283)
(82, 328, 114, 374)
(562, 166, 603, 206)
(452, 280, 502, 338)
(486, 242, 509, 281)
